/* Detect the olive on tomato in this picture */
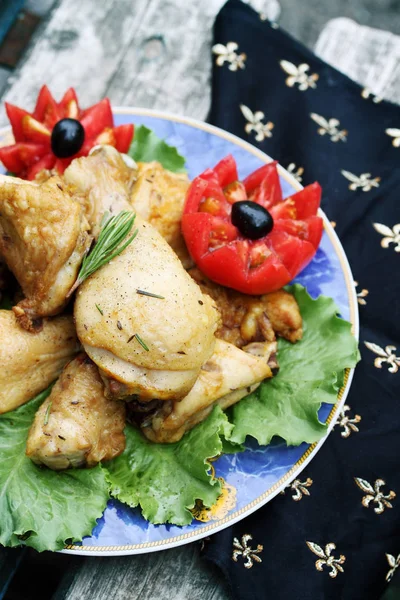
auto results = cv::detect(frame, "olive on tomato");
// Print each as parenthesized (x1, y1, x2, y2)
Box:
(182, 155, 323, 295)
(51, 118, 85, 158)
(231, 200, 274, 240)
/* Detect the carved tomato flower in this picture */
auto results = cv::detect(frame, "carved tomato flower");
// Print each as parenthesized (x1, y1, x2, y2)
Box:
(0, 85, 134, 180)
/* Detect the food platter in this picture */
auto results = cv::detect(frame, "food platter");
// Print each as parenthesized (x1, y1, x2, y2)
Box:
(0, 108, 359, 556)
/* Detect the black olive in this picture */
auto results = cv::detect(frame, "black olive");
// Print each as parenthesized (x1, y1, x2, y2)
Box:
(51, 118, 85, 158)
(231, 201, 274, 240)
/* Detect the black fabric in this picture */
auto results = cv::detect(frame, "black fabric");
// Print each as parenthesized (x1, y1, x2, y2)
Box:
(203, 2, 400, 599)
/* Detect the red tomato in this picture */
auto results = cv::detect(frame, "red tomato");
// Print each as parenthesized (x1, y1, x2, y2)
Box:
(0, 85, 134, 179)
(182, 155, 323, 294)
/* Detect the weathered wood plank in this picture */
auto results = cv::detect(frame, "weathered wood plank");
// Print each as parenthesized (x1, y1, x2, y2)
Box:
(0, 0, 278, 125)
(278, 0, 400, 50)
(54, 544, 231, 600)
(315, 17, 400, 104)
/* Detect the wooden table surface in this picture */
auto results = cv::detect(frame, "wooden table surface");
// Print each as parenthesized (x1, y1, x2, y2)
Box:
(0, 1, 399, 599)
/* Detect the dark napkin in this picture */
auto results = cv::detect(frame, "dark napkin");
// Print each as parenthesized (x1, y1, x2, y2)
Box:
(202, 2, 400, 599)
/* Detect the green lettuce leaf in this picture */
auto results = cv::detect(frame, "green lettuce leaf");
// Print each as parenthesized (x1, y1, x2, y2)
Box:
(128, 125, 186, 172)
(0, 389, 109, 552)
(104, 406, 231, 525)
(227, 284, 360, 446)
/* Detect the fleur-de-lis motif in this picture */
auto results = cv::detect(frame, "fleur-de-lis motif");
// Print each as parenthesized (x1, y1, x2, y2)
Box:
(310, 113, 347, 142)
(365, 341, 400, 374)
(341, 170, 380, 192)
(240, 104, 274, 142)
(336, 404, 361, 438)
(280, 60, 319, 91)
(306, 541, 346, 578)
(354, 281, 369, 305)
(373, 222, 400, 252)
(386, 553, 400, 582)
(212, 42, 246, 71)
(287, 162, 304, 183)
(232, 534, 263, 569)
(361, 87, 383, 104)
(385, 128, 400, 148)
(284, 477, 313, 501)
(354, 478, 396, 514)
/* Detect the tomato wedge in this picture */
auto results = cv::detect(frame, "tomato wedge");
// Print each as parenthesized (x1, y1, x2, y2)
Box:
(0, 85, 134, 179)
(182, 155, 323, 294)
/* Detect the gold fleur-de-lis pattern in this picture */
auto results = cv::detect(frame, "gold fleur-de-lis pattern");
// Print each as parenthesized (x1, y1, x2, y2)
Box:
(280, 60, 319, 91)
(306, 542, 346, 578)
(385, 128, 400, 148)
(212, 42, 246, 71)
(354, 281, 369, 305)
(364, 341, 400, 374)
(336, 404, 361, 438)
(310, 113, 347, 142)
(386, 553, 400, 582)
(232, 534, 263, 568)
(361, 87, 383, 104)
(373, 223, 400, 252)
(341, 170, 380, 191)
(282, 477, 313, 501)
(355, 478, 396, 514)
(240, 104, 274, 142)
(287, 162, 304, 182)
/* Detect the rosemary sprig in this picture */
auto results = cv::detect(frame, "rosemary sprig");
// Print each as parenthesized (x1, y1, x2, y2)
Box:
(136, 289, 165, 299)
(44, 402, 52, 426)
(68, 211, 137, 296)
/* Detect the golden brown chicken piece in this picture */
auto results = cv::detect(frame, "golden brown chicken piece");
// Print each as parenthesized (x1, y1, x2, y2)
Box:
(63, 145, 136, 237)
(74, 215, 220, 402)
(189, 268, 303, 346)
(26, 354, 126, 470)
(129, 161, 192, 267)
(0, 174, 90, 330)
(0, 310, 79, 414)
(141, 339, 276, 443)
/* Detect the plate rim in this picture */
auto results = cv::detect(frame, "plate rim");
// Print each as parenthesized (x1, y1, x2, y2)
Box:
(0, 107, 359, 556)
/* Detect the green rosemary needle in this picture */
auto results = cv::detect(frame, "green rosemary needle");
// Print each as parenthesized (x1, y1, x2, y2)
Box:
(68, 211, 137, 296)
(95, 304, 103, 315)
(44, 402, 52, 426)
(136, 289, 165, 299)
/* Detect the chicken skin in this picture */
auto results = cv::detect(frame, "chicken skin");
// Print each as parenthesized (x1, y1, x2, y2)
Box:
(189, 268, 303, 347)
(63, 145, 136, 237)
(129, 161, 192, 266)
(141, 339, 276, 443)
(0, 310, 79, 414)
(0, 174, 90, 330)
(26, 354, 126, 470)
(74, 215, 220, 402)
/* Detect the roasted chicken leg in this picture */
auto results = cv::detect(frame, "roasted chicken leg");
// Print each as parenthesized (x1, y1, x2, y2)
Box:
(129, 161, 191, 266)
(141, 339, 276, 443)
(0, 310, 79, 413)
(63, 145, 136, 237)
(74, 215, 220, 402)
(0, 174, 90, 330)
(26, 354, 126, 470)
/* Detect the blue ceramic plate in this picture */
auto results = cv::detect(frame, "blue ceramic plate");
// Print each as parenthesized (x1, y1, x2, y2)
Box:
(0, 108, 359, 556)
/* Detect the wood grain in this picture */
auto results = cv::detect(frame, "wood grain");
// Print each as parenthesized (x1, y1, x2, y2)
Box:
(315, 17, 400, 104)
(54, 544, 231, 600)
(0, 0, 278, 125)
